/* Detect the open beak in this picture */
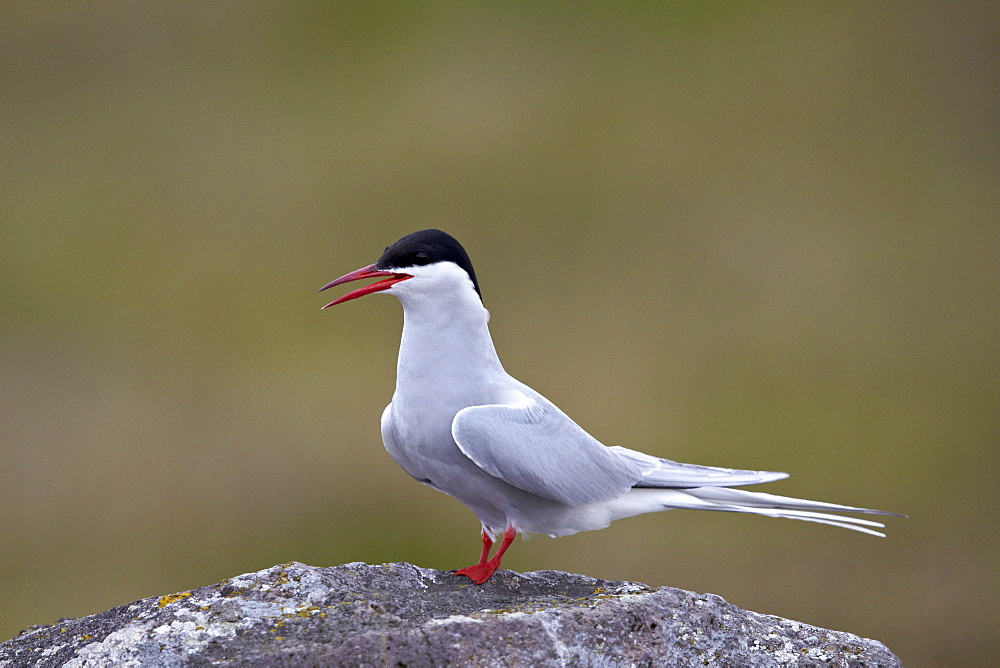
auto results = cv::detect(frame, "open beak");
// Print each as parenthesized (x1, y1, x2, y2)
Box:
(318, 264, 412, 308)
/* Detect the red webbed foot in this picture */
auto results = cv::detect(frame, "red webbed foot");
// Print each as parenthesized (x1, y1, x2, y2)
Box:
(454, 562, 500, 584)
(452, 526, 516, 585)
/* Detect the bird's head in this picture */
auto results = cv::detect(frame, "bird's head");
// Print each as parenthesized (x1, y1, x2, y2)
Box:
(319, 229, 481, 309)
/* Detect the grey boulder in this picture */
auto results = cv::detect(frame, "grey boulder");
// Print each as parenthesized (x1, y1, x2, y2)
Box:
(1, 561, 900, 666)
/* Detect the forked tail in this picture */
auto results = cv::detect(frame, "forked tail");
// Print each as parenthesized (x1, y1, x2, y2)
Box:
(649, 486, 905, 537)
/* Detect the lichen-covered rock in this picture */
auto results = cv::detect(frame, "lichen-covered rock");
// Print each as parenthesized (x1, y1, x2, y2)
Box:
(0, 562, 899, 666)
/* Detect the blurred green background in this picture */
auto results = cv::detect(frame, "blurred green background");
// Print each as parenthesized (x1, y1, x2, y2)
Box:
(1, 3, 996, 664)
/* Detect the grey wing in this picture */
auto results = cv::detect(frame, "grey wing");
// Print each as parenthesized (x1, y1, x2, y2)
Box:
(610, 445, 789, 488)
(452, 397, 643, 505)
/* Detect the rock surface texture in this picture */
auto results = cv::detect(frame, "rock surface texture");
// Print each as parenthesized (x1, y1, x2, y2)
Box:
(1, 562, 899, 667)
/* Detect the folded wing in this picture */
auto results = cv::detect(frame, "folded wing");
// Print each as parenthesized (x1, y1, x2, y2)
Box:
(610, 445, 789, 488)
(452, 397, 643, 505)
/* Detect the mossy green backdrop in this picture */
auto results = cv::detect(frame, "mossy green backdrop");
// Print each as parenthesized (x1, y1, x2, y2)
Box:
(2, 4, 996, 664)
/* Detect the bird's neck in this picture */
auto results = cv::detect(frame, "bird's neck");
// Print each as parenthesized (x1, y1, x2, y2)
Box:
(395, 294, 506, 392)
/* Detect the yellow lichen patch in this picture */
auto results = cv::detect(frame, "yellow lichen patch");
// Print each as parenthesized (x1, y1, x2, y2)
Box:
(157, 592, 192, 608)
(80, 635, 91, 641)
(296, 606, 320, 618)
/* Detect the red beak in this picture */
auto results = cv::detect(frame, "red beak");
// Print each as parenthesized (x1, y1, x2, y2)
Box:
(318, 264, 412, 308)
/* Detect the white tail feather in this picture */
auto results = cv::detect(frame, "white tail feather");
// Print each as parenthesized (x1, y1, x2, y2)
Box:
(606, 486, 899, 538)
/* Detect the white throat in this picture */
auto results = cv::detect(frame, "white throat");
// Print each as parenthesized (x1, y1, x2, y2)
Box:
(389, 262, 506, 396)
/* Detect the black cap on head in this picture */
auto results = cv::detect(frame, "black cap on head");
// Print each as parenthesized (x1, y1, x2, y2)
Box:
(375, 229, 481, 298)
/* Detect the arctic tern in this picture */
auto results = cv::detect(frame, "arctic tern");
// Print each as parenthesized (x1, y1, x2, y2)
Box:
(319, 229, 901, 584)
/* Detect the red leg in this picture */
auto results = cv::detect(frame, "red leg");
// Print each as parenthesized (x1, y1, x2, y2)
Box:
(454, 526, 517, 585)
(475, 530, 493, 565)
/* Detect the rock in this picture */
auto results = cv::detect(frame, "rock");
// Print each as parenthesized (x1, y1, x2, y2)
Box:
(1, 562, 899, 666)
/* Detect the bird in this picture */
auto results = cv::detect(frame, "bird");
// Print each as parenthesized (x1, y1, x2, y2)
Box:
(319, 229, 902, 584)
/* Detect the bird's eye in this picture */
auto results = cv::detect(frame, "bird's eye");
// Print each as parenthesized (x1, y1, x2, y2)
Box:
(412, 251, 430, 265)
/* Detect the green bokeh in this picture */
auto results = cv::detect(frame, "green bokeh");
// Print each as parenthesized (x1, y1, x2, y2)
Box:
(2, 4, 996, 664)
